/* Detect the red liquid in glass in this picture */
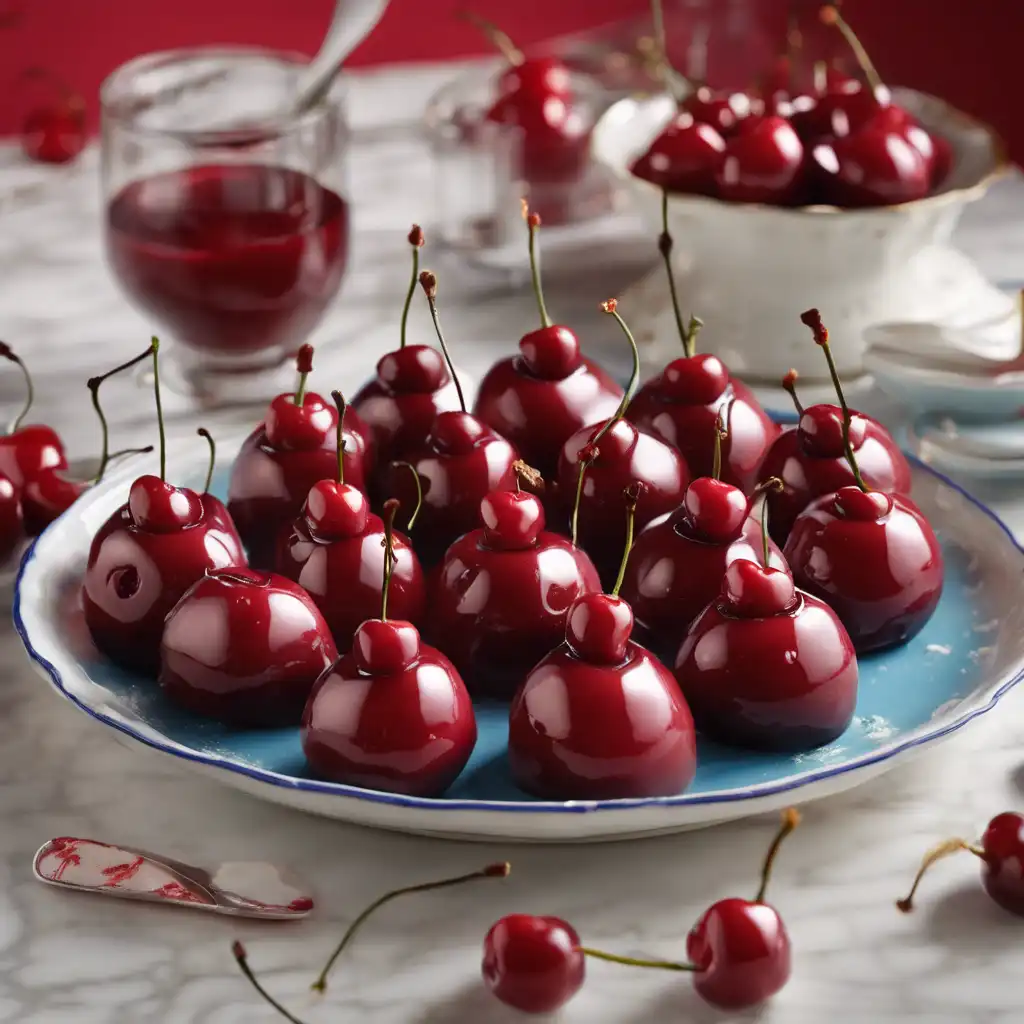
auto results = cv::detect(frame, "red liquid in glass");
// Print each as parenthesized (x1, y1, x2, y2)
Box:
(106, 164, 349, 359)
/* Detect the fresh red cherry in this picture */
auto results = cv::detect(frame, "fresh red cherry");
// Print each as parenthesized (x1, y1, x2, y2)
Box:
(813, 128, 929, 207)
(352, 227, 463, 480)
(474, 209, 622, 477)
(674, 480, 858, 751)
(480, 487, 544, 550)
(0, 474, 23, 561)
(716, 115, 805, 204)
(682, 86, 757, 137)
(482, 915, 585, 1014)
(785, 484, 942, 652)
(898, 812, 1024, 917)
(658, 351, 729, 404)
(630, 112, 726, 195)
(128, 475, 203, 533)
(159, 568, 337, 726)
(303, 480, 368, 541)
(509, 486, 698, 799)
(301, 504, 476, 796)
(22, 470, 87, 536)
(264, 346, 333, 451)
(22, 100, 87, 165)
(796, 403, 867, 457)
(682, 476, 749, 543)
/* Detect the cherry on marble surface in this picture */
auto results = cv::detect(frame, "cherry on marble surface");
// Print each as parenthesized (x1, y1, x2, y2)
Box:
(0, 474, 22, 562)
(784, 485, 943, 652)
(629, 112, 726, 195)
(473, 206, 622, 478)
(554, 299, 689, 585)
(715, 114, 805, 205)
(351, 226, 463, 481)
(897, 812, 1024, 917)
(508, 485, 697, 799)
(427, 469, 601, 698)
(159, 567, 337, 726)
(301, 500, 476, 796)
(227, 345, 370, 567)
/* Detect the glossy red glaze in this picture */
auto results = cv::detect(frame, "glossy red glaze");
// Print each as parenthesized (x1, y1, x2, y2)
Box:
(352, 618, 421, 675)
(687, 898, 791, 1010)
(0, 424, 67, 488)
(757, 410, 912, 545)
(565, 592, 633, 664)
(159, 568, 337, 726)
(473, 353, 622, 479)
(783, 487, 943, 652)
(721, 559, 796, 618)
(128, 475, 203, 533)
(0, 474, 23, 561)
(351, 344, 463, 474)
(508, 640, 697, 800)
(82, 491, 247, 674)
(276, 512, 425, 650)
(518, 325, 580, 381)
(674, 590, 858, 751)
(630, 113, 726, 196)
(482, 914, 585, 1015)
(716, 116, 805, 205)
(383, 411, 519, 567)
(682, 86, 757, 137)
(479, 489, 546, 549)
(554, 419, 689, 586)
(22, 107, 86, 164)
(627, 373, 777, 493)
(227, 398, 370, 567)
(620, 509, 786, 664)
(303, 481, 369, 542)
(21, 468, 87, 536)
(682, 478, 750, 543)
(301, 634, 476, 796)
(979, 812, 1024, 916)
(428, 526, 600, 698)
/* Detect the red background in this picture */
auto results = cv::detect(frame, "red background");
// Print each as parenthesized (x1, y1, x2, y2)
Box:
(1, 0, 1021, 164)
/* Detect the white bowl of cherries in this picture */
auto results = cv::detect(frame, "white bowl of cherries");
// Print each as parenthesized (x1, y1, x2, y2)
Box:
(591, 6, 1007, 383)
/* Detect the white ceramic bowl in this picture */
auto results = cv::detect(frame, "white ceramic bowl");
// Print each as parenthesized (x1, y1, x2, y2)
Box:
(592, 89, 1007, 382)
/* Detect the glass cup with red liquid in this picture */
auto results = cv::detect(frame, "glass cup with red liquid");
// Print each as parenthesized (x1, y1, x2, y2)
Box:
(101, 48, 350, 405)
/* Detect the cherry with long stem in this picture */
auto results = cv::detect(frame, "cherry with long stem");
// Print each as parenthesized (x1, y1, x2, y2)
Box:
(820, 4, 884, 94)
(86, 344, 156, 482)
(800, 309, 867, 491)
(418, 271, 467, 413)
(781, 368, 804, 418)
(149, 337, 167, 482)
(310, 861, 511, 994)
(895, 838, 985, 913)
(196, 428, 216, 494)
(330, 389, 347, 485)
(658, 191, 702, 358)
(522, 201, 553, 329)
(0, 341, 35, 434)
(390, 461, 423, 530)
(293, 344, 314, 407)
(591, 299, 640, 447)
(400, 226, 425, 350)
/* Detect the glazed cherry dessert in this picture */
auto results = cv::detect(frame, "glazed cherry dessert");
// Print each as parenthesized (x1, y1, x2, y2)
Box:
(473, 206, 622, 477)
(82, 339, 246, 674)
(301, 500, 477, 796)
(426, 462, 601, 699)
(674, 480, 858, 751)
(351, 225, 463, 487)
(758, 348, 911, 546)
(383, 271, 518, 567)
(626, 198, 776, 491)
(483, 808, 802, 1014)
(897, 812, 1024, 917)
(620, 419, 787, 663)
(277, 393, 425, 648)
(160, 567, 337, 726)
(508, 485, 697, 799)
(227, 344, 370, 567)
(554, 299, 689, 586)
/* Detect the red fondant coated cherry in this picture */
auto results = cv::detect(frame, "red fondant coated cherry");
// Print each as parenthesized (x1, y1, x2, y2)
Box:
(630, 112, 726, 195)
(898, 813, 1024, 917)
(482, 915, 585, 1014)
(674, 483, 858, 751)
(509, 486, 697, 799)
(0, 474, 23, 561)
(0, 343, 66, 488)
(352, 227, 463, 479)
(474, 209, 622, 477)
(228, 345, 370, 566)
(716, 115, 804, 204)
(160, 568, 337, 726)
(301, 502, 476, 796)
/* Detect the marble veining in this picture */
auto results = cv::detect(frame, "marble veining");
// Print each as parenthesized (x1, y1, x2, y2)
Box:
(2, 61, 1024, 1021)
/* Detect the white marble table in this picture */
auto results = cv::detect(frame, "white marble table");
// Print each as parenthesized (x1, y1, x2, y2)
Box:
(3, 63, 1024, 1023)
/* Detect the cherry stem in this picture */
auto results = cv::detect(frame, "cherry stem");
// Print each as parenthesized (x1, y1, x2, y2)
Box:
(895, 838, 985, 913)
(570, 446, 597, 548)
(712, 411, 727, 481)
(758, 477, 783, 568)
(522, 201, 553, 330)
(611, 483, 641, 598)
(391, 461, 423, 531)
(512, 459, 544, 495)
(89, 446, 155, 485)
(0, 342, 33, 434)
(311, 862, 510, 994)
(419, 271, 467, 413)
(659, 190, 693, 358)
(85, 344, 154, 482)
(400, 225, 424, 350)
(579, 947, 699, 973)
(459, 9, 523, 65)
(294, 345, 314, 406)
(380, 499, 399, 622)
(149, 337, 166, 483)
(755, 807, 802, 904)
(820, 5, 883, 95)
(782, 369, 804, 418)
(330, 390, 347, 485)
(232, 941, 308, 1024)
(800, 309, 868, 493)
(196, 428, 215, 494)
(592, 299, 639, 447)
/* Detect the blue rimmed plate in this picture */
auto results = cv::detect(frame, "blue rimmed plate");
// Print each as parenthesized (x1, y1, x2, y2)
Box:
(13, 437, 1024, 842)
